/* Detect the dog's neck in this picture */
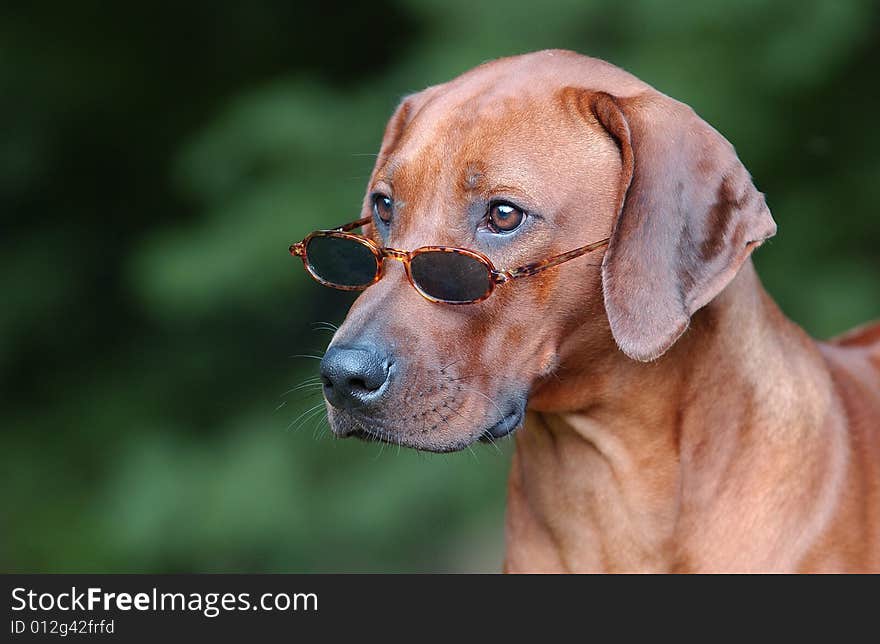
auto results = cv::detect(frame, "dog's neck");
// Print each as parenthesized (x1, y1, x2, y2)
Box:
(506, 262, 843, 572)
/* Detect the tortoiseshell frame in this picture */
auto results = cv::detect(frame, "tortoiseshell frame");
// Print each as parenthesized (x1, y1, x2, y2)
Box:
(289, 216, 610, 304)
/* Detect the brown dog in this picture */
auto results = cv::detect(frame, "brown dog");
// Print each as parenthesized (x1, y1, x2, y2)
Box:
(314, 50, 880, 572)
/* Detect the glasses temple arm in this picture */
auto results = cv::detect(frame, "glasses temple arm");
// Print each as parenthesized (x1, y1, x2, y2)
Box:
(334, 215, 373, 233)
(496, 238, 610, 282)
(289, 215, 374, 256)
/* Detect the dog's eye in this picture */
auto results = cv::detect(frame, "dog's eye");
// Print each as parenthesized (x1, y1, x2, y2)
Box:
(372, 194, 393, 224)
(487, 201, 525, 233)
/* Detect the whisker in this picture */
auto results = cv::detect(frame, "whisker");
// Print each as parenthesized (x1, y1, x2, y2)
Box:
(290, 383, 324, 393)
(312, 412, 330, 440)
(296, 403, 330, 432)
(289, 389, 325, 405)
(483, 433, 502, 454)
(446, 372, 493, 382)
(287, 401, 327, 432)
(288, 382, 324, 393)
(444, 402, 502, 455)
(315, 422, 330, 442)
(438, 356, 466, 373)
(281, 378, 323, 397)
(456, 383, 506, 422)
(290, 354, 324, 360)
(436, 409, 467, 459)
(310, 322, 339, 335)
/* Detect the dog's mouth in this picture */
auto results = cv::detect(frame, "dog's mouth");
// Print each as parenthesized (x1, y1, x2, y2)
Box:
(349, 425, 395, 444)
(346, 422, 478, 453)
(333, 398, 526, 453)
(479, 406, 524, 442)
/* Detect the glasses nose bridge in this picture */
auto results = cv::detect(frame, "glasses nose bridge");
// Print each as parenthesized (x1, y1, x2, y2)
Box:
(381, 247, 410, 263)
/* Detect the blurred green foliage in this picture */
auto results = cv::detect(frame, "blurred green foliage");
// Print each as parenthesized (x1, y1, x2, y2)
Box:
(2, 0, 878, 572)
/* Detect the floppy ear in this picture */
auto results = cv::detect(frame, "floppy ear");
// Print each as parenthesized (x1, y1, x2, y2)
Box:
(372, 86, 444, 172)
(374, 97, 414, 170)
(363, 91, 433, 241)
(586, 91, 777, 362)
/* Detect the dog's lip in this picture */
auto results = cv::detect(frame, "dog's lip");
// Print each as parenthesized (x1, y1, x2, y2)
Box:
(333, 394, 528, 450)
(481, 407, 524, 440)
(348, 423, 388, 443)
(347, 423, 473, 454)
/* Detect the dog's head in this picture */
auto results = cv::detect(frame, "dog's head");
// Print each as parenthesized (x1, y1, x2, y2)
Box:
(317, 50, 775, 452)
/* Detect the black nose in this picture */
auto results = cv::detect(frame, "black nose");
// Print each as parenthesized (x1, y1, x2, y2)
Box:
(320, 344, 391, 410)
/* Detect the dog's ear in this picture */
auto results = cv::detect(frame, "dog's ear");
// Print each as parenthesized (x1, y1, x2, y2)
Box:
(584, 91, 777, 362)
(374, 97, 414, 170)
(363, 91, 433, 241)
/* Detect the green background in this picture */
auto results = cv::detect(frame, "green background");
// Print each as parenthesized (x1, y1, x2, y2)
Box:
(2, 0, 878, 572)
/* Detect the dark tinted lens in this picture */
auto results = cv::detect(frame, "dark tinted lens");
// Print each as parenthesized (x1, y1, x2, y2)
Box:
(410, 251, 492, 303)
(305, 235, 378, 287)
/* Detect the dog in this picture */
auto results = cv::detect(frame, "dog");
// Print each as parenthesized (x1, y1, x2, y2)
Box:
(309, 50, 880, 572)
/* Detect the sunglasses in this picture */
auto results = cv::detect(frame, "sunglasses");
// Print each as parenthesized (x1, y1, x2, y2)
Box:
(289, 216, 610, 304)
